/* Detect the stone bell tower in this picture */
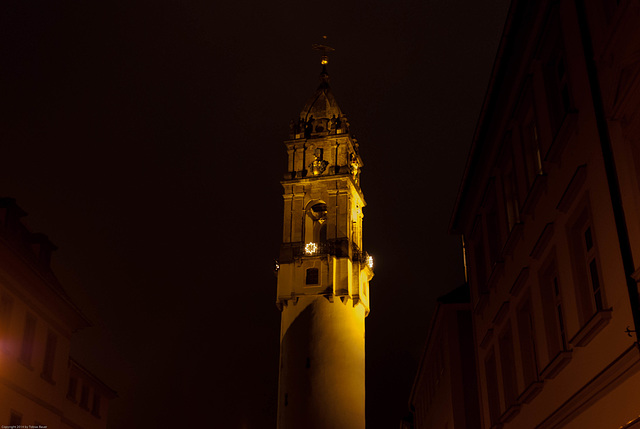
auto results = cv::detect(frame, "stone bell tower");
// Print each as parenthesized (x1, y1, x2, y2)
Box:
(275, 42, 374, 429)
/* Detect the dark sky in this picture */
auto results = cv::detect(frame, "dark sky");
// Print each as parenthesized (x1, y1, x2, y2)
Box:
(2, 1, 509, 427)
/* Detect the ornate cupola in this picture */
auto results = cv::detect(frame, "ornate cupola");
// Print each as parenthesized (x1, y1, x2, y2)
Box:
(275, 40, 373, 429)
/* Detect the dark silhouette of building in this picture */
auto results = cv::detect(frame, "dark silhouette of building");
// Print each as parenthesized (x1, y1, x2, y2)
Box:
(409, 0, 640, 428)
(408, 284, 481, 429)
(0, 198, 116, 428)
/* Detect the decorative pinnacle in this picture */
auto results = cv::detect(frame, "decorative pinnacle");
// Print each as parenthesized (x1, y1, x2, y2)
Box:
(312, 36, 335, 66)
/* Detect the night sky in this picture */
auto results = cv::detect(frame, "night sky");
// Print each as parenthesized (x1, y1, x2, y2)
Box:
(2, 1, 509, 427)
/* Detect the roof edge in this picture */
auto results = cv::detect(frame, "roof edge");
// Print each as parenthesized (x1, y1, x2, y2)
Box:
(448, 0, 519, 234)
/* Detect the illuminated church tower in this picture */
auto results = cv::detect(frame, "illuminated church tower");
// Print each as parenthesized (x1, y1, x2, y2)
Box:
(276, 44, 374, 429)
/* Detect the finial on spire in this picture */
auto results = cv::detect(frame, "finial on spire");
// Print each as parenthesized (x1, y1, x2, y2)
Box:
(312, 36, 335, 66)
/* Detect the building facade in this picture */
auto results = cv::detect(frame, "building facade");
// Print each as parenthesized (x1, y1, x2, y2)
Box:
(408, 284, 481, 429)
(275, 56, 374, 429)
(449, 1, 640, 428)
(0, 198, 116, 429)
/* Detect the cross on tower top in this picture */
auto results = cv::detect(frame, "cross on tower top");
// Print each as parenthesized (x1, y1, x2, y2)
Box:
(311, 36, 335, 66)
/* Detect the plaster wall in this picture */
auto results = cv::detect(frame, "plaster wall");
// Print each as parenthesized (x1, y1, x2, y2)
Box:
(277, 295, 366, 429)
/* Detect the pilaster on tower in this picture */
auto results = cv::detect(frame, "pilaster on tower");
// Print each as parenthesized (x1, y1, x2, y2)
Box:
(275, 44, 374, 429)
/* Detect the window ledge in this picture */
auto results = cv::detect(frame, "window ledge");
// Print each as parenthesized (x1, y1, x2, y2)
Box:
(500, 403, 522, 423)
(536, 343, 640, 429)
(40, 373, 56, 386)
(18, 358, 33, 371)
(556, 165, 587, 213)
(510, 267, 530, 298)
(492, 301, 510, 326)
(521, 174, 548, 216)
(545, 110, 579, 164)
(474, 292, 490, 317)
(540, 350, 573, 380)
(518, 380, 544, 404)
(530, 223, 554, 260)
(480, 328, 494, 350)
(570, 309, 613, 347)
(502, 223, 524, 257)
(487, 261, 505, 290)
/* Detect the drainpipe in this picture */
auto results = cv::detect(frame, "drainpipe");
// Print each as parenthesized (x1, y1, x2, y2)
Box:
(462, 234, 469, 284)
(575, 0, 640, 343)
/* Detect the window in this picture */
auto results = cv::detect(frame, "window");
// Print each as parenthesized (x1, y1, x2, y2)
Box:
(539, 258, 567, 360)
(9, 411, 21, 425)
(484, 181, 502, 265)
(0, 293, 13, 350)
(67, 377, 78, 401)
(80, 384, 90, 409)
(541, 14, 572, 139)
(500, 142, 520, 231)
(585, 227, 603, 311)
(305, 201, 328, 243)
(471, 217, 488, 293)
(520, 104, 543, 190)
(42, 330, 57, 382)
(92, 393, 101, 417)
(485, 349, 501, 426)
(305, 268, 319, 285)
(517, 299, 539, 389)
(20, 313, 36, 366)
(499, 324, 518, 410)
(568, 203, 606, 324)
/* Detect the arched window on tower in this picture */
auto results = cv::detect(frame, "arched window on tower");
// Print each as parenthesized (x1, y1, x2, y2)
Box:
(304, 201, 328, 243)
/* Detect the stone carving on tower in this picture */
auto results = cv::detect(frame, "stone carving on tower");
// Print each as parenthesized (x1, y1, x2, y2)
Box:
(275, 40, 374, 429)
